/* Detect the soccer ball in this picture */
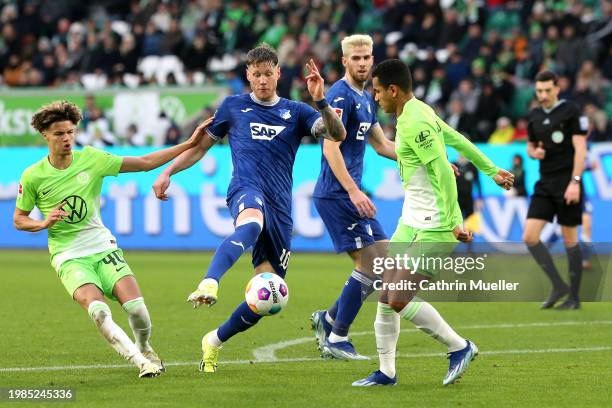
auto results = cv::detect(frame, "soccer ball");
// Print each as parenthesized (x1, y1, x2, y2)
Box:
(245, 272, 289, 316)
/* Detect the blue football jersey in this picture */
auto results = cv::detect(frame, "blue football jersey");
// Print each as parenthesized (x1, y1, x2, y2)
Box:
(207, 93, 320, 214)
(313, 79, 378, 199)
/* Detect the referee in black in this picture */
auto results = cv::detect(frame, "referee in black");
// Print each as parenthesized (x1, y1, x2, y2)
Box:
(523, 70, 588, 310)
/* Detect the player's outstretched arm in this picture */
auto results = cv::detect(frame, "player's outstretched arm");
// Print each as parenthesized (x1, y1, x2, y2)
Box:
(368, 123, 397, 161)
(14, 202, 67, 232)
(305, 59, 346, 142)
(439, 119, 514, 189)
(119, 117, 214, 173)
(322, 139, 376, 218)
(152, 124, 217, 201)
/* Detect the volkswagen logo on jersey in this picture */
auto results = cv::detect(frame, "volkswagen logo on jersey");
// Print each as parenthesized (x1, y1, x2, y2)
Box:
(250, 123, 286, 140)
(62, 195, 88, 224)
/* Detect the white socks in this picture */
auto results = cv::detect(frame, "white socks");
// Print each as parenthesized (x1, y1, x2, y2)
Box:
(325, 311, 348, 344)
(122, 297, 152, 353)
(399, 298, 467, 352)
(328, 332, 348, 343)
(88, 301, 148, 369)
(207, 329, 223, 347)
(374, 302, 400, 378)
(374, 299, 468, 377)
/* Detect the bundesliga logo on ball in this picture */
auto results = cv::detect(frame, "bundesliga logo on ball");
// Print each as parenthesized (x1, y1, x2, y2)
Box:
(245, 273, 289, 316)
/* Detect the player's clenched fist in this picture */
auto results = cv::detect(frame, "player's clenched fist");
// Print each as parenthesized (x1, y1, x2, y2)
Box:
(43, 201, 68, 229)
(493, 168, 515, 190)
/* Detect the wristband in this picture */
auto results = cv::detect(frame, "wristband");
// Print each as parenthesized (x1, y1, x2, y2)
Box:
(315, 98, 329, 110)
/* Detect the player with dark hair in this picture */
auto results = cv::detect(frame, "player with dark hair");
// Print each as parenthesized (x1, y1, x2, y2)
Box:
(523, 70, 588, 310)
(15, 100, 211, 378)
(353, 59, 514, 387)
(152, 44, 346, 373)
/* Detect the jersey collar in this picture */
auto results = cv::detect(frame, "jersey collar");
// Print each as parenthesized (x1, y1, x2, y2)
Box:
(45, 152, 78, 172)
(341, 77, 364, 96)
(542, 99, 565, 114)
(249, 92, 280, 106)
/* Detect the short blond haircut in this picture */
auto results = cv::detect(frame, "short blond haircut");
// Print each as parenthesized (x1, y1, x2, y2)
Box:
(341, 34, 373, 57)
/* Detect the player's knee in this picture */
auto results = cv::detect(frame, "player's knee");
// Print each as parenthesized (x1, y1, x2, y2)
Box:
(122, 297, 150, 320)
(237, 218, 262, 234)
(563, 238, 578, 247)
(523, 231, 539, 246)
(74, 290, 105, 311)
(88, 300, 112, 325)
(388, 300, 409, 313)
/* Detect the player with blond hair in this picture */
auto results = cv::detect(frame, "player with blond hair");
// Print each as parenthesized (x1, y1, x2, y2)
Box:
(310, 34, 397, 360)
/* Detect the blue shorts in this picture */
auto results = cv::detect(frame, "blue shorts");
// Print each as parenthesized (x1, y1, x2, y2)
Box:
(227, 189, 292, 278)
(314, 197, 387, 253)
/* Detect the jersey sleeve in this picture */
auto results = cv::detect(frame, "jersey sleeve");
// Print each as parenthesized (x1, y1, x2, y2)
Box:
(206, 97, 232, 140)
(369, 94, 379, 127)
(398, 119, 443, 164)
(15, 170, 36, 211)
(85, 146, 123, 177)
(15, 170, 37, 212)
(439, 119, 499, 177)
(527, 113, 538, 143)
(298, 101, 322, 138)
(327, 88, 351, 128)
(568, 104, 588, 137)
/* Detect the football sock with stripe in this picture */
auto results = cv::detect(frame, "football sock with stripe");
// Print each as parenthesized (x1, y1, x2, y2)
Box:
(217, 302, 263, 342)
(205, 218, 262, 282)
(329, 270, 376, 343)
(122, 297, 152, 353)
(400, 298, 467, 352)
(88, 300, 149, 368)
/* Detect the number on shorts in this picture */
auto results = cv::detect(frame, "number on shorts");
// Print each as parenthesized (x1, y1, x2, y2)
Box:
(101, 250, 125, 266)
(279, 248, 291, 271)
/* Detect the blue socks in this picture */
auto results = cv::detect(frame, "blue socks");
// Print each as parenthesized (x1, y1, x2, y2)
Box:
(329, 270, 376, 337)
(206, 218, 262, 282)
(217, 302, 263, 342)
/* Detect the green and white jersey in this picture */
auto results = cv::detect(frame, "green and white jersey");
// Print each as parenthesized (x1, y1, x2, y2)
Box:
(395, 97, 499, 231)
(16, 147, 123, 270)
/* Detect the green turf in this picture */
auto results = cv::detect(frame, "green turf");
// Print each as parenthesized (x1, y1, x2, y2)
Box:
(0, 250, 611, 407)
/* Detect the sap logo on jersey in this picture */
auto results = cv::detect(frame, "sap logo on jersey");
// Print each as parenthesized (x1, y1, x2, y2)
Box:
(356, 122, 371, 141)
(250, 123, 286, 140)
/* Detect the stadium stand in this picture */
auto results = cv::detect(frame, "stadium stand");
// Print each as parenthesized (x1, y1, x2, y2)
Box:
(1, 0, 611, 144)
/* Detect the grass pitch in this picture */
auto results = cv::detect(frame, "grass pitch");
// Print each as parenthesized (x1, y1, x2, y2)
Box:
(1, 250, 611, 407)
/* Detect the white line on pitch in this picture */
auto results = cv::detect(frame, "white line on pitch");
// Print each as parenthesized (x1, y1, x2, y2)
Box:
(1, 346, 611, 373)
(252, 320, 612, 362)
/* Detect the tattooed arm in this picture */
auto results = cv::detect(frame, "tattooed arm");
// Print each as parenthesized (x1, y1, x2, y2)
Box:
(305, 59, 346, 142)
(312, 107, 346, 141)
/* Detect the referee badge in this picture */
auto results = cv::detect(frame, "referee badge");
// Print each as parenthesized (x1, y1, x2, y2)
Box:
(551, 130, 564, 144)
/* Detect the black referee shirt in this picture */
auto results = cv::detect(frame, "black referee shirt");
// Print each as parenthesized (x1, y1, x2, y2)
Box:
(527, 100, 588, 176)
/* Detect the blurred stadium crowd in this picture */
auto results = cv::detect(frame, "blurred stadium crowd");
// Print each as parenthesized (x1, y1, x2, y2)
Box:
(1, 0, 611, 145)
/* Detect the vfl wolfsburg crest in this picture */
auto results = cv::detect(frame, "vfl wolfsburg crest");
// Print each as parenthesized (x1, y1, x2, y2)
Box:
(62, 195, 88, 224)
